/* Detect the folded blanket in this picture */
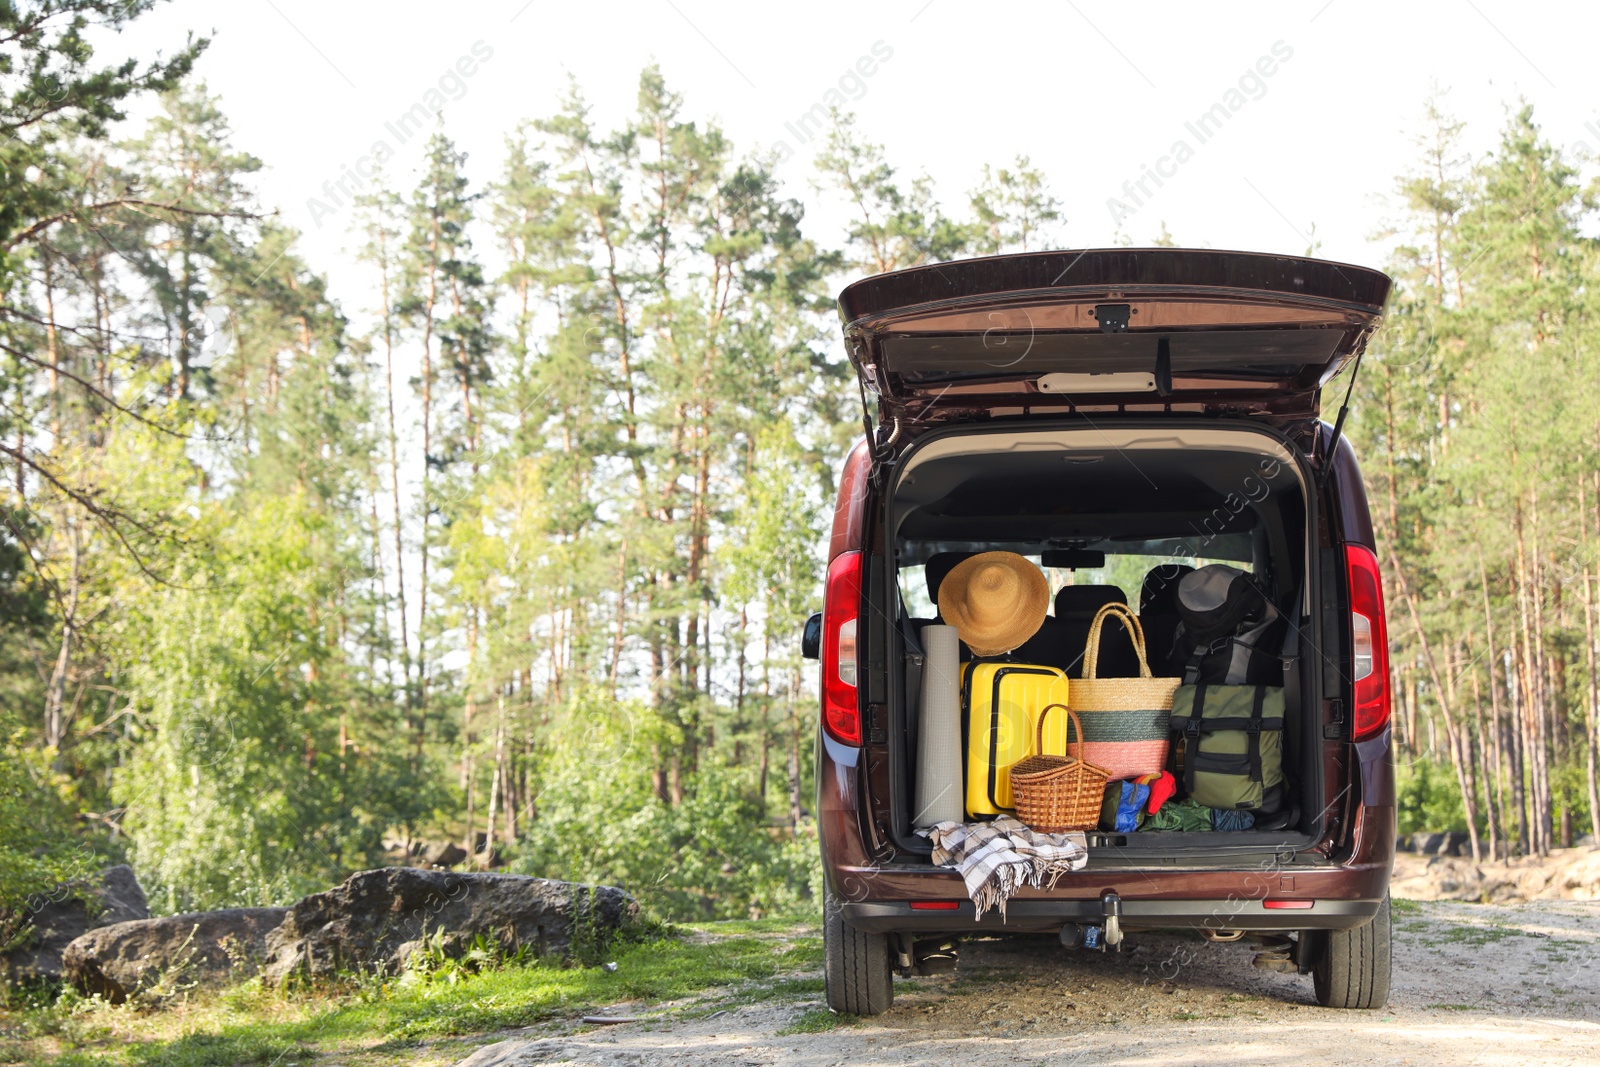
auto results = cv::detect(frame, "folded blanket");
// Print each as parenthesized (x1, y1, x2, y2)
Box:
(917, 816, 1088, 920)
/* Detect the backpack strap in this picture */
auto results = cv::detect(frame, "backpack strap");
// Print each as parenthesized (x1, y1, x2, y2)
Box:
(1182, 683, 1206, 797)
(1246, 684, 1266, 785)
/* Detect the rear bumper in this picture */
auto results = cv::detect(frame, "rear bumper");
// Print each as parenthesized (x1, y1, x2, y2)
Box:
(842, 895, 1382, 934)
(818, 732, 1395, 936)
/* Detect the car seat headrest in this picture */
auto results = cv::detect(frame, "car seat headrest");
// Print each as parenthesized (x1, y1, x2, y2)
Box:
(924, 552, 976, 606)
(1053, 584, 1127, 619)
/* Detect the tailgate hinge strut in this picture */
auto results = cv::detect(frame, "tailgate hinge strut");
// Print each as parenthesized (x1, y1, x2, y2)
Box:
(1317, 346, 1366, 490)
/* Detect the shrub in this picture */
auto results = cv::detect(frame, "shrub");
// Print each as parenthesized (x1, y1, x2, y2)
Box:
(506, 691, 819, 921)
(0, 737, 102, 963)
(1396, 756, 1467, 834)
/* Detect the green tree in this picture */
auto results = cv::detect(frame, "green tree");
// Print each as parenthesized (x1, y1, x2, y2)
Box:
(397, 129, 490, 734)
(968, 155, 1062, 254)
(1355, 98, 1600, 859)
(815, 109, 975, 273)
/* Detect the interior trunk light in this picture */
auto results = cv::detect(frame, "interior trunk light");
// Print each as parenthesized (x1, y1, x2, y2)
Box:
(822, 551, 864, 746)
(1344, 544, 1391, 742)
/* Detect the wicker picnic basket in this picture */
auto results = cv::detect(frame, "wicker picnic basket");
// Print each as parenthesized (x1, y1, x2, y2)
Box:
(1009, 704, 1110, 833)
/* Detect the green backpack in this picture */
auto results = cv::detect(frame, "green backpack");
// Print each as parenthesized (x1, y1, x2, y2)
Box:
(1169, 684, 1285, 813)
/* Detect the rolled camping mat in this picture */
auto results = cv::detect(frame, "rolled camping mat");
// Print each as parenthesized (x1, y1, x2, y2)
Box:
(913, 624, 964, 827)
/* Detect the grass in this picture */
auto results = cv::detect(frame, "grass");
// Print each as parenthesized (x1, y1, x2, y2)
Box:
(0, 922, 823, 1067)
(776, 1007, 856, 1035)
(1434, 923, 1525, 947)
(1390, 898, 1423, 916)
(679, 917, 817, 937)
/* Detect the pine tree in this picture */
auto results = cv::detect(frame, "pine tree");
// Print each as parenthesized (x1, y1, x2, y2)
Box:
(397, 129, 488, 729)
(815, 109, 976, 274)
(969, 155, 1063, 254)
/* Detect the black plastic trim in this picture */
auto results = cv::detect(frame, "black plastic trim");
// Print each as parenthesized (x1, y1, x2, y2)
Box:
(842, 897, 1382, 935)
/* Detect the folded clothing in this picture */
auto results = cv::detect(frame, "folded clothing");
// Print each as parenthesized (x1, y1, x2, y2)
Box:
(1100, 779, 1150, 833)
(1211, 807, 1256, 831)
(1145, 797, 1213, 832)
(1142, 797, 1258, 832)
(1144, 770, 1177, 814)
(918, 816, 1088, 920)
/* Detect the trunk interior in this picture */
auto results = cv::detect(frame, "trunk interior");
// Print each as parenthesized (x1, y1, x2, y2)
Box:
(877, 422, 1328, 865)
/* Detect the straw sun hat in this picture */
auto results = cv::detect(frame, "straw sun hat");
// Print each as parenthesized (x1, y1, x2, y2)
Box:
(936, 551, 1050, 657)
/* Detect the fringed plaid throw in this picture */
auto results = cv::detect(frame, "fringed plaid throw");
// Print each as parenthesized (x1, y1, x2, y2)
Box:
(918, 816, 1089, 920)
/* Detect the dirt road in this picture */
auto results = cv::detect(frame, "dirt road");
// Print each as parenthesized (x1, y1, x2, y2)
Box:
(449, 899, 1600, 1066)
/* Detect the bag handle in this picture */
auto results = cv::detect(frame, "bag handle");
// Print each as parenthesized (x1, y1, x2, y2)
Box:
(1082, 602, 1153, 680)
(1035, 703, 1084, 761)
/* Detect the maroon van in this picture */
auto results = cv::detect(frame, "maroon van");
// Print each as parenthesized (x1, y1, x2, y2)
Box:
(803, 249, 1396, 1015)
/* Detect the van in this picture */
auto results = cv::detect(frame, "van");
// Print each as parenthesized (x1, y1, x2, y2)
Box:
(803, 249, 1396, 1014)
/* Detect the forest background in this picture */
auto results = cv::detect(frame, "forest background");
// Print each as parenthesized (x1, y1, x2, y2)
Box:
(3, 0, 1599, 926)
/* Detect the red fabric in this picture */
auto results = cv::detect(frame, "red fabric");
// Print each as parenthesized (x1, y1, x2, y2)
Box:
(1141, 771, 1177, 814)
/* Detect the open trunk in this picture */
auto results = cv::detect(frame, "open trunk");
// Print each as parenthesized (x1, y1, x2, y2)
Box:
(874, 421, 1328, 866)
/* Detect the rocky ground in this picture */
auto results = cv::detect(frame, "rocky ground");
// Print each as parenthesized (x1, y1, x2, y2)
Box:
(1391, 844, 1600, 903)
(446, 897, 1600, 1067)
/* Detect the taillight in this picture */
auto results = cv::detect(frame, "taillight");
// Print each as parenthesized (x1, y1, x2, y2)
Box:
(821, 551, 864, 746)
(1344, 544, 1391, 742)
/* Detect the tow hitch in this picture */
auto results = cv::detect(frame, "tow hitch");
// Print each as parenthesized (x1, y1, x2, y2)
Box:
(1059, 892, 1127, 952)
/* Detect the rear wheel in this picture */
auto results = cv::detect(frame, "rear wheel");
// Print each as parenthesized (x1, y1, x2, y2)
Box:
(823, 886, 894, 1016)
(1310, 894, 1392, 1009)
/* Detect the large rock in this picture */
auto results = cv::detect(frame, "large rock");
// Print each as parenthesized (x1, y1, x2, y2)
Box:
(3, 865, 149, 983)
(263, 868, 637, 983)
(1409, 831, 1445, 855)
(420, 841, 469, 868)
(62, 907, 287, 1003)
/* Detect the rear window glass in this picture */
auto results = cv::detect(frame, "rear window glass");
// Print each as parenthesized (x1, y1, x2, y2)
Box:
(899, 550, 1251, 620)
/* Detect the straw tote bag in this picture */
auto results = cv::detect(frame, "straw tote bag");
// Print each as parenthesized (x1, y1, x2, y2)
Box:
(1070, 602, 1182, 779)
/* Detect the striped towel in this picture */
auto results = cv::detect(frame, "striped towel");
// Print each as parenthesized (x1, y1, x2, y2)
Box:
(917, 816, 1089, 920)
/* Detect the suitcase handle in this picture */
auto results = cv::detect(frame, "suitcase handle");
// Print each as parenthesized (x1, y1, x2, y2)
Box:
(1083, 602, 1154, 679)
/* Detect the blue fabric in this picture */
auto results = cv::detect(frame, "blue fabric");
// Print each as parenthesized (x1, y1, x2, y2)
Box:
(1115, 780, 1151, 832)
(1211, 807, 1256, 831)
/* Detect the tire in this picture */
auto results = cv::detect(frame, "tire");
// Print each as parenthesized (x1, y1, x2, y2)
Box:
(1311, 893, 1392, 1009)
(823, 886, 894, 1016)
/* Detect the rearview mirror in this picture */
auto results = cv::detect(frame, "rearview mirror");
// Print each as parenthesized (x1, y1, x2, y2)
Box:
(1042, 548, 1106, 570)
(801, 612, 822, 660)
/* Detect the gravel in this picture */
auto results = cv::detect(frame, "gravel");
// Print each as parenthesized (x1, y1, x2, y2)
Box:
(451, 899, 1600, 1066)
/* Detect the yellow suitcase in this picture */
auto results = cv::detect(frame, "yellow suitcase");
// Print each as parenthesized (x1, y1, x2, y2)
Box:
(963, 661, 1072, 816)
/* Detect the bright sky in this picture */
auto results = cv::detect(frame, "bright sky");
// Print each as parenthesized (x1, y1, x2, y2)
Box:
(111, 0, 1599, 314)
(93, 1, 1600, 682)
